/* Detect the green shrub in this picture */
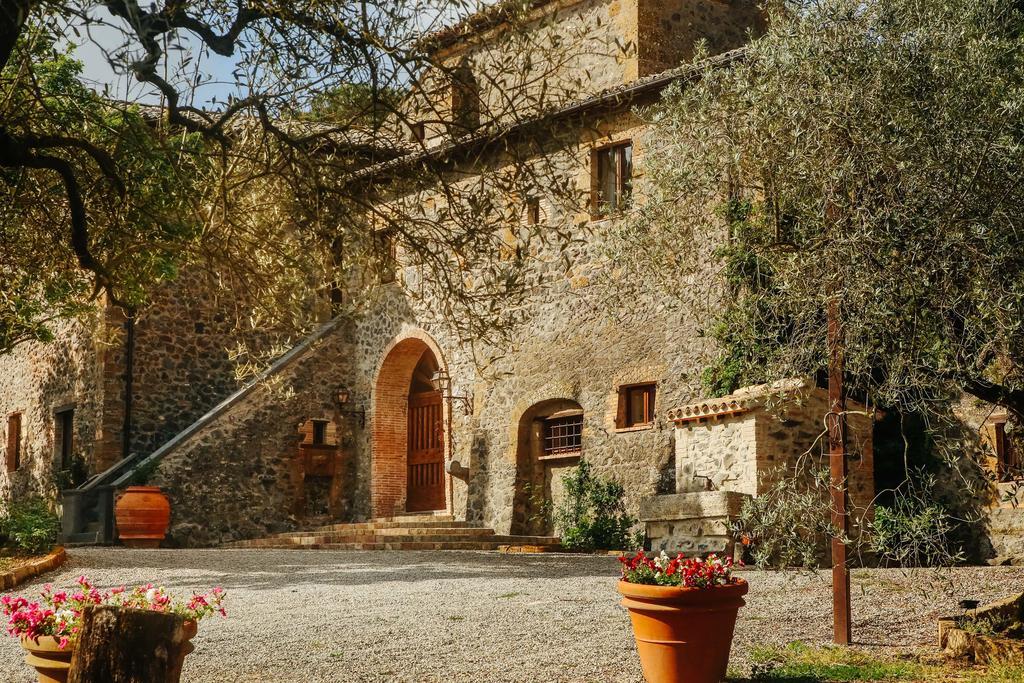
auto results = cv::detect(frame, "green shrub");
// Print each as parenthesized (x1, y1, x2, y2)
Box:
(554, 459, 639, 551)
(1, 498, 60, 554)
(869, 472, 965, 568)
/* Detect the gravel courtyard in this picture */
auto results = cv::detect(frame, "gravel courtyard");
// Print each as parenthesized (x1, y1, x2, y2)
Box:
(0, 549, 1021, 682)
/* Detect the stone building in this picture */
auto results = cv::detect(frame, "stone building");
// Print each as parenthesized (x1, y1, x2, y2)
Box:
(0, 0, 882, 550)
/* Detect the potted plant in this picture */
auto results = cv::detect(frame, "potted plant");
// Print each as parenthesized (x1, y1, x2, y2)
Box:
(618, 551, 747, 683)
(115, 459, 171, 548)
(1, 576, 226, 683)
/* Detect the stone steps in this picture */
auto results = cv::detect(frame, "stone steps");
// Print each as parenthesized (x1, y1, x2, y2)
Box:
(248, 528, 498, 544)
(223, 516, 560, 552)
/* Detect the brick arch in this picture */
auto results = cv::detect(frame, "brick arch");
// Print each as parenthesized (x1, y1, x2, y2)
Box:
(371, 331, 449, 518)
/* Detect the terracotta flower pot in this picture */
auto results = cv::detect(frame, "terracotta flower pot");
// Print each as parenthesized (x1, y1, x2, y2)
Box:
(115, 486, 171, 548)
(618, 578, 748, 683)
(20, 636, 73, 683)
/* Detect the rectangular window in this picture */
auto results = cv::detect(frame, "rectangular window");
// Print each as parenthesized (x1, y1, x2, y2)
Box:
(543, 410, 583, 456)
(617, 383, 656, 429)
(312, 420, 328, 446)
(6, 413, 22, 472)
(56, 408, 74, 470)
(592, 141, 633, 217)
(525, 197, 540, 225)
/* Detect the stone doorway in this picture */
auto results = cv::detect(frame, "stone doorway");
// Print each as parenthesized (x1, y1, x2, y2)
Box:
(371, 335, 448, 518)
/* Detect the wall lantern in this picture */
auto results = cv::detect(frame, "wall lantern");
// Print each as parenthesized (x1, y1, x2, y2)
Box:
(430, 369, 473, 416)
(334, 385, 365, 428)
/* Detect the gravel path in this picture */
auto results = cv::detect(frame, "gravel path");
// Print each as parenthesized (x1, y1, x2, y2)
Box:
(0, 549, 1021, 682)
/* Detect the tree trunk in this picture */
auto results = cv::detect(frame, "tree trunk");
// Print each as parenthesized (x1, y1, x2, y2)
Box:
(68, 605, 189, 683)
(0, 0, 33, 72)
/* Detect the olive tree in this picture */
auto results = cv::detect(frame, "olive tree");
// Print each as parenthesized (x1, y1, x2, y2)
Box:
(610, 0, 1024, 424)
(0, 1, 603, 354)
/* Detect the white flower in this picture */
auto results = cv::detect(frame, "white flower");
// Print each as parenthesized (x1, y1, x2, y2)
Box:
(145, 588, 157, 603)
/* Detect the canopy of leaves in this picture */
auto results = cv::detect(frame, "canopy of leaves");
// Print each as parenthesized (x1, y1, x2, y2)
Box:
(0, 1, 601, 359)
(0, 28, 207, 352)
(612, 0, 1024, 421)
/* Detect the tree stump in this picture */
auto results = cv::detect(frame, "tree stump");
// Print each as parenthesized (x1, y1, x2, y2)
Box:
(68, 605, 189, 683)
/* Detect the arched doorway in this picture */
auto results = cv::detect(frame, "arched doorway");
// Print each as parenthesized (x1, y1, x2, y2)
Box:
(371, 336, 447, 518)
(510, 398, 584, 536)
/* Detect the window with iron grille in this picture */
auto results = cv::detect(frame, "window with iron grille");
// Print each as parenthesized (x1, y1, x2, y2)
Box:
(543, 410, 583, 456)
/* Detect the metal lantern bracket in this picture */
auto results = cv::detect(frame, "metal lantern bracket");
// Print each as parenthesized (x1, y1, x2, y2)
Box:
(335, 386, 366, 428)
(429, 369, 473, 416)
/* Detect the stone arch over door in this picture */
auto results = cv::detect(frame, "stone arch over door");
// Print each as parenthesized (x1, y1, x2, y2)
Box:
(510, 398, 584, 536)
(371, 331, 449, 518)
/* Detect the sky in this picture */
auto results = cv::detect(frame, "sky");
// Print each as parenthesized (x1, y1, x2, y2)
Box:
(71, 2, 489, 109)
(73, 7, 247, 108)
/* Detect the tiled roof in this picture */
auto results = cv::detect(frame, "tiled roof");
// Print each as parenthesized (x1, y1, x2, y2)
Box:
(667, 379, 809, 426)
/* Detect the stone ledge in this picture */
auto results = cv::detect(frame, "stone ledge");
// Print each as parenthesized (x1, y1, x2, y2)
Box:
(940, 592, 1024, 664)
(639, 491, 751, 522)
(0, 547, 67, 591)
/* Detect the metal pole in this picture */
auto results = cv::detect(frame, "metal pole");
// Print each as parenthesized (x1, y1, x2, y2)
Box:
(828, 298, 852, 645)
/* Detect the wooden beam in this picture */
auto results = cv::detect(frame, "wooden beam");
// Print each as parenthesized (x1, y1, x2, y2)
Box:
(828, 298, 852, 645)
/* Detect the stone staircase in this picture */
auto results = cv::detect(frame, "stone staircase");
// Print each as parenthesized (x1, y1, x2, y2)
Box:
(223, 514, 563, 551)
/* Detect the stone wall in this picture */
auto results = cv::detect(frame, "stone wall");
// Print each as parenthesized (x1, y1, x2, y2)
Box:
(0, 305, 110, 501)
(670, 382, 875, 518)
(636, 0, 766, 77)
(151, 321, 360, 546)
(640, 490, 749, 557)
(407, 0, 766, 146)
(339, 107, 726, 536)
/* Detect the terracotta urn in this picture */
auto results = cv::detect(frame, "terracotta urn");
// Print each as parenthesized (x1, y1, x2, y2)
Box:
(114, 486, 171, 548)
(618, 578, 748, 683)
(20, 636, 73, 683)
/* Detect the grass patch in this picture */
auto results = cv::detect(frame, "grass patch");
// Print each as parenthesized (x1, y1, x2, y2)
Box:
(731, 642, 1024, 682)
(739, 642, 929, 681)
(448, 615, 465, 621)
(496, 592, 523, 599)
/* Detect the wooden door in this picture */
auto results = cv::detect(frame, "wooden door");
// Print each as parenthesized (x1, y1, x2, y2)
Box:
(407, 391, 445, 512)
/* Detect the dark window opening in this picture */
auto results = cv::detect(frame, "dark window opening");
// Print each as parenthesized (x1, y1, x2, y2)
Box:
(592, 141, 633, 216)
(526, 197, 540, 225)
(376, 230, 397, 283)
(312, 420, 329, 446)
(543, 409, 583, 456)
(409, 122, 425, 143)
(6, 413, 22, 472)
(56, 408, 74, 470)
(993, 419, 1019, 481)
(617, 383, 656, 429)
(450, 62, 481, 135)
